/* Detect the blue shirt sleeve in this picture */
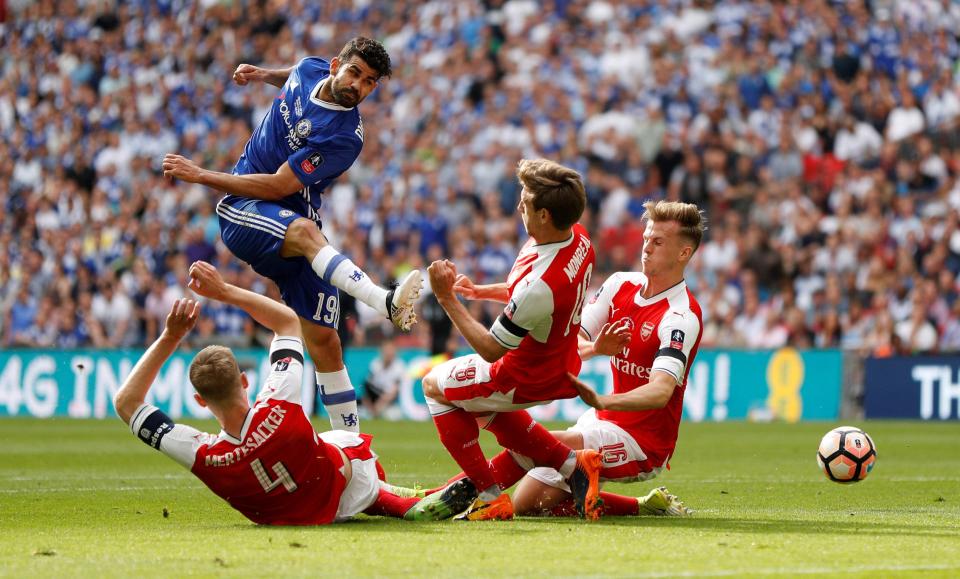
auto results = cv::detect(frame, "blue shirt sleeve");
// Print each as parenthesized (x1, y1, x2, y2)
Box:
(287, 132, 362, 187)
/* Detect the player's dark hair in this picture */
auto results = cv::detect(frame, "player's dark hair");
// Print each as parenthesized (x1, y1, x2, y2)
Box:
(642, 200, 707, 252)
(516, 158, 586, 230)
(338, 36, 392, 79)
(189, 346, 242, 404)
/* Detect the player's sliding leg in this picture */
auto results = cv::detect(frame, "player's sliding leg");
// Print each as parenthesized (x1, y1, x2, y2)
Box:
(482, 411, 602, 520)
(426, 401, 512, 520)
(637, 487, 693, 516)
(422, 449, 536, 496)
(301, 321, 360, 432)
(526, 489, 692, 517)
(281, 218, 422, 330)
(363, 488, 421, 518)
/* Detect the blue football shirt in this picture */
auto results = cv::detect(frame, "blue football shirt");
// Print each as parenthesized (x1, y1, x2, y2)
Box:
(229, 57, 364, 223)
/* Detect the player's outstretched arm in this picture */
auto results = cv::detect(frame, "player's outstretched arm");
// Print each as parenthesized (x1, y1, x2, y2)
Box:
(453, 275, 510, 303)
(162, 154, 303, 201)
(567, 370, 675, 412)
(188, 260, 300, 337)
(114, 299, 200, 424)
(429, 260, 508, 363)
(233, 64, 294, 88)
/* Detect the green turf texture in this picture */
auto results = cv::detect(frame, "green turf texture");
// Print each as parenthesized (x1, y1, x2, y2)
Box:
(1, 419, 958, 578)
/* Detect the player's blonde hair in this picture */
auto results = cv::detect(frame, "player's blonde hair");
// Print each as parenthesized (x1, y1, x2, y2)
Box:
(642, 200, 707, 252)
(516, 158, 586, 230)
(189, 346, 242, 404)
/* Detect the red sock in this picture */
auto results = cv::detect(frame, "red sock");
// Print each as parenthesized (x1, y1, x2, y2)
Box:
(489, 450, 529, 490)
(599, 491, 640, 516)
(363, 488, 420, 518)
(423, 471, 467, 496)
(484, 411, 571, 471)
(432, 408, 497, 492)
(547, 493, 639, 517)
(424, 450, 528, 495)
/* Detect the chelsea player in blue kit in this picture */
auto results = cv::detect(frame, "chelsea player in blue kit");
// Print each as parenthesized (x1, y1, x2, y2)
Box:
(162, 38, 421, 432)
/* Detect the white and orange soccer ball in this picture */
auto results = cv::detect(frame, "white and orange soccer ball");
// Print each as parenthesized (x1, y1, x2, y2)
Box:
(816, 426, 877, 483)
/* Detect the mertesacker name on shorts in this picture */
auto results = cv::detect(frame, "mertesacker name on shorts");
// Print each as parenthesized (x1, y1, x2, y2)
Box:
(564, 237, 591, 282)
(204, 405, 288, 467)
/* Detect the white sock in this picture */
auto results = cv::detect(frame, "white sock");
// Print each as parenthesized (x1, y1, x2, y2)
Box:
(316, 369, 360, 433)
(478, 485, 501, 501)
(311, 247, 389, 317)
(557, 451, 577, 478)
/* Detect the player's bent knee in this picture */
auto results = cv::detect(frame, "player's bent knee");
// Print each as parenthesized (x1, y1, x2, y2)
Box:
(421, 374, 440, 399)
(281, 218, 325, 258)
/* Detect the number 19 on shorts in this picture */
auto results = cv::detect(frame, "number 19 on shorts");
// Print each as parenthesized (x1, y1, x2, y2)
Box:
(313, 291, 340, 327)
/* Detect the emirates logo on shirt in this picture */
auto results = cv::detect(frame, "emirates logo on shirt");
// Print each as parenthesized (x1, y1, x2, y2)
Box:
(640, 321, 656, 341)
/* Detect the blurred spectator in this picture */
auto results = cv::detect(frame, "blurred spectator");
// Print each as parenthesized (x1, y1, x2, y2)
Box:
(1, 0, 960, 358)
(360, 340, 405, 419)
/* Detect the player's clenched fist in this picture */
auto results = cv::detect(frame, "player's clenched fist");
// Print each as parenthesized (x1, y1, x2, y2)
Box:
(427, 260, 458, 301)
(162, 154, 203, 183)
(188, 261, 228, 301)
(233, 63, 264, 86)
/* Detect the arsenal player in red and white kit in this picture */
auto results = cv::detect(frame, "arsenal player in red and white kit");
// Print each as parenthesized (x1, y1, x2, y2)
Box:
(113, 262, 455, 525)
(510, 200, 706, 518)
(419, 159, 603, 521)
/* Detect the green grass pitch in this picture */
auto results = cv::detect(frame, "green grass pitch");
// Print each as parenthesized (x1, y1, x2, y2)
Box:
(1, 418, 959, 578)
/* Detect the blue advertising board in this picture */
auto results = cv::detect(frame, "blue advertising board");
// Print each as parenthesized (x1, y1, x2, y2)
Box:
(0, 347, 842, 422)
(864, 356, 960, 420)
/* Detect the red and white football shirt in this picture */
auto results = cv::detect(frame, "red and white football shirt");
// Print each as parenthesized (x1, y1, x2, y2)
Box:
(488, 223, 596, 404)
(129, 336, 347, 525)
(580, 272, 702, 467)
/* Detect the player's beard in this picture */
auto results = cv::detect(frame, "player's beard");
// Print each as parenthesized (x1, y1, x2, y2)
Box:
(331, 81, 360, 108)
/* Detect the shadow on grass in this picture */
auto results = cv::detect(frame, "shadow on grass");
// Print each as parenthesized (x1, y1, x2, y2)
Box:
(517, 515, 960, 538)
(230, 514, 960, 539)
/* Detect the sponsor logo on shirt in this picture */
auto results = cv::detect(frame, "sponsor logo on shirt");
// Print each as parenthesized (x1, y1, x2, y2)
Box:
(355, 118, 364, 141)
(300, 151, 324, 174)
(279, 209, 294, 218)
(670, 329, 685, 350)
(274, 357, 291, 372)
(640, 321, 656, 341)
(294, 96, 303, 117)
(611, 356, 652, 380)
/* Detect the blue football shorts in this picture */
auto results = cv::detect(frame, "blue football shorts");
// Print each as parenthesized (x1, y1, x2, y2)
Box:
(216, 196, 340, 328)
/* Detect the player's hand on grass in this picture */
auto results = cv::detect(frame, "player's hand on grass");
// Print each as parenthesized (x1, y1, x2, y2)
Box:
(188, 261, 229, 301)
(452, 274, 478, 299)
(162, 154, 203, 183)
(428, 260, 457, 301)
(593, 319, 632, 357)
(233, 64, 265, 86)
(567, 372, 606, 410)
(162, 298, 201, 341)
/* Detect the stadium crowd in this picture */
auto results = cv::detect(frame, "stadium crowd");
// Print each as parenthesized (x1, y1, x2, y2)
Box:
(2, 0, 960, 357)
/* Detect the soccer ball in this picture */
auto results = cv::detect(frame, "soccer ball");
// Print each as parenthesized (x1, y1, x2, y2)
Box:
(816, 426, 877, 483)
